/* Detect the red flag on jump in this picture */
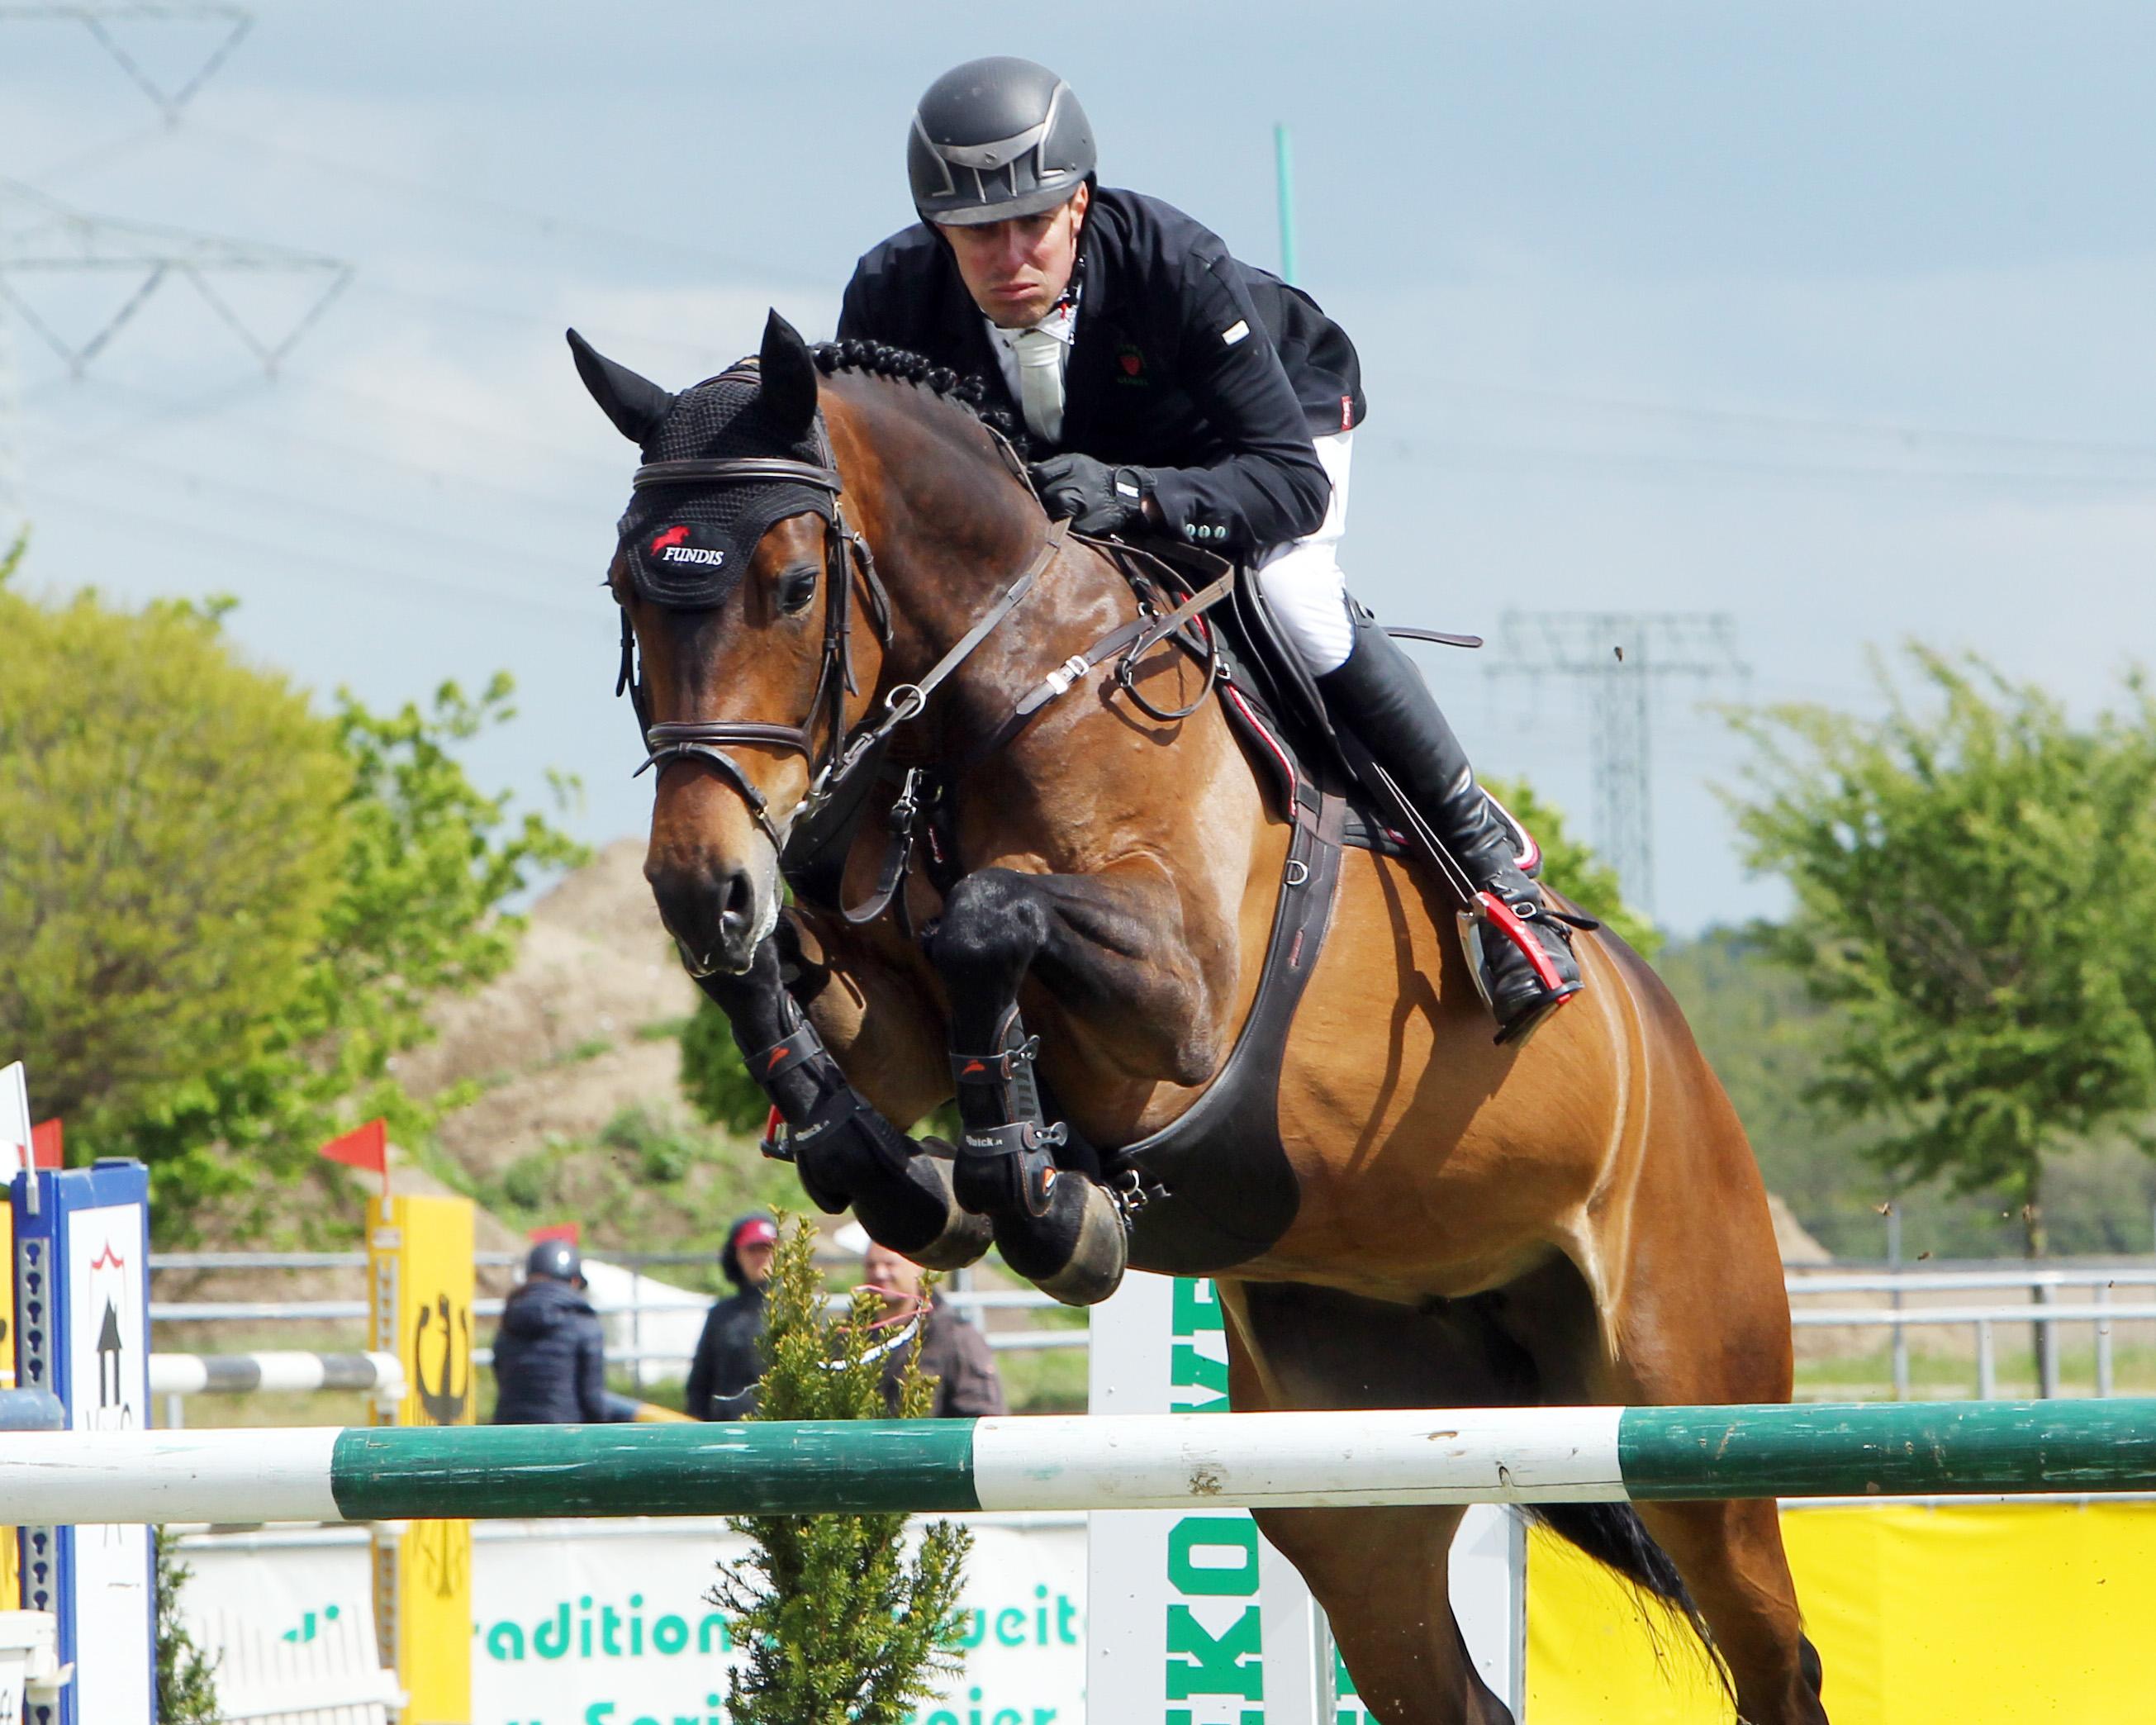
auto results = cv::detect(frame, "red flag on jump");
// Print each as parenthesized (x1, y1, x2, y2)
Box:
(318, 1119, 388, 1195)
(28, 1119, 61, 1170)
(529, 1222, 580, 1246)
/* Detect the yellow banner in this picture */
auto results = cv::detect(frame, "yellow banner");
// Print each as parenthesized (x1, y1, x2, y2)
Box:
(0, 1196, 15, 1611)
(368, 1193, 475, 1723)
(1527, 1499, 2156, 1723)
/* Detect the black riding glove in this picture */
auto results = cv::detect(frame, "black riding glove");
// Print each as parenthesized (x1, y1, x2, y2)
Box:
(1029, 454, 1153, 536)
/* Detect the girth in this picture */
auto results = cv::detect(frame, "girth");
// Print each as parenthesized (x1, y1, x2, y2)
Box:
(1107, 685, 1350, 1276)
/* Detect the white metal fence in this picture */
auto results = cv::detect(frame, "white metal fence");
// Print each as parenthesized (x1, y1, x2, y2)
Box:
(151, 1253, 2156, 1401)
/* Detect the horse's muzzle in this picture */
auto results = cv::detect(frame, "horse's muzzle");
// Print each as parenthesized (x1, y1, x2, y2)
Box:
(648, 853, 773, 977)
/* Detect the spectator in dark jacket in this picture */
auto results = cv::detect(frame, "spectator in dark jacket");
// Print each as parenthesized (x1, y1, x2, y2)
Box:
(490, 1238, 629, 1425)
(684, 1215, 777, 1420)
(861, 1241, 1005, 1418)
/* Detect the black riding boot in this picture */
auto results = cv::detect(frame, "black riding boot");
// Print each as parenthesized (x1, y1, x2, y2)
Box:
(1315, 609, 1584, 1043)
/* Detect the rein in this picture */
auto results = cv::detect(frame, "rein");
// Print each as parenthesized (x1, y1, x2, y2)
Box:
(617, 406, 1235, 930)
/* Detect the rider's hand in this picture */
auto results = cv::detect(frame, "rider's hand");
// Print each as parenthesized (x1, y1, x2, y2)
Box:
(1029, 454, 1153, 535)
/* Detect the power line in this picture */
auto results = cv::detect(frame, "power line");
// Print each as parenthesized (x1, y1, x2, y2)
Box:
(1358, 435, 2156, 497)
(1389, 372, 2156, 464)
(0, 5, 251, 124)
(0, 179, 353, 376)
(1485, 613, 1747, 920)
(36, 371, 620, 506)
(181, 119, 837, 291)
(0, 7, 357, 537)
(27, 482, 606, 620)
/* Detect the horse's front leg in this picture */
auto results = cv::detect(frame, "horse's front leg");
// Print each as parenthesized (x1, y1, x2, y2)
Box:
(928, 862, 1228, 1304)
(693, 932, 992, 1268)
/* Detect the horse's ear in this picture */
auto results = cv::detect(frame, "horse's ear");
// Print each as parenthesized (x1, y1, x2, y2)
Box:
(757, 308, 820, 440)
(567, 328, 676, 444)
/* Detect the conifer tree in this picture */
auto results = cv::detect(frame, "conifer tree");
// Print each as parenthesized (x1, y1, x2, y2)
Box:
(154, 1528, 221, 1725)
(710, 1216, 971, 1724)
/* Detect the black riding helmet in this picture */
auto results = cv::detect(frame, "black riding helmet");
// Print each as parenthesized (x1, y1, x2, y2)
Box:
(525, 1238, 582, 1285)
(908, 56, 1095, 227)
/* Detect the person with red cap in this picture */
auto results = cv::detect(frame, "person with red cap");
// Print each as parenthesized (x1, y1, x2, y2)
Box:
(685, 1214, 778, 1420)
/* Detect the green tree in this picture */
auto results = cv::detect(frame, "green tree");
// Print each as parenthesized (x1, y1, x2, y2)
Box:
(1728, 644, 2156, 1259)
(154, 1528, 221, 1725)
(0, 582, 347, 1165)
(1484, 776, 1660, 958)
(0, 568, 583, 1233)
(681, 990, 772, 1135)
(711, 1216, 971, 1725)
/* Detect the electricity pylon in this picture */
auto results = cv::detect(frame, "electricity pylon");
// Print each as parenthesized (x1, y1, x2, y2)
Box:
(1485, 612, 1747, 921)
(0, 5, 252, 125)
(0, 5, 350, 544)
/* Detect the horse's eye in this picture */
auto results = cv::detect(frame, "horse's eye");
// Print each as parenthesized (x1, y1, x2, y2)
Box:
(776, 566, 819, 615)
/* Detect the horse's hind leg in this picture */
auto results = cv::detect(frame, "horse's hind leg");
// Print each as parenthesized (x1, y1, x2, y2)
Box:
(1225, 1281, 1541, 1725)
(1252, 1504, 1512, 1725)
(1631, 1499, 1827, 1725)
(1541, 1124, 1831, 1722)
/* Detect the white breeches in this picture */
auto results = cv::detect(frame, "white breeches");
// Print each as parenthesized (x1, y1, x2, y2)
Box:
(1252, 429, 1355, 677)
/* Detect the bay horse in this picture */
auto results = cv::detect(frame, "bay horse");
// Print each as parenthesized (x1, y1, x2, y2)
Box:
(576, 311, 1828, 1725)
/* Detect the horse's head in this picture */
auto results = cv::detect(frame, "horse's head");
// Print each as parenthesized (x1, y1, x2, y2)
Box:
(575, 310, 862, 977)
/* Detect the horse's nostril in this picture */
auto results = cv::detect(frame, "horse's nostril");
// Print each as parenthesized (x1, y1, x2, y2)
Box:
(719, 868, 754, 936)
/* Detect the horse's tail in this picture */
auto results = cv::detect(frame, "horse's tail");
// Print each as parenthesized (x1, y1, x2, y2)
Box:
(1523, 1504, 1728, 1689)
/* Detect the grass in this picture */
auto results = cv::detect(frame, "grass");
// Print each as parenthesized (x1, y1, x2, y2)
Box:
(1794, 1340, 2156, 1401)
(461, 1104, 798, 1264)
(995, 1343, 1087, 1414)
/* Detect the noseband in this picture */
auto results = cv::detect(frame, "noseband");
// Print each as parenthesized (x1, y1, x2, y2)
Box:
(619, 435, 876, 848)
(615, 411, 1070, 878)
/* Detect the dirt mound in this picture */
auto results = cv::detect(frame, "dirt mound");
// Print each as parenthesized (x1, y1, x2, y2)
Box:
(399, 838, 702, 1180)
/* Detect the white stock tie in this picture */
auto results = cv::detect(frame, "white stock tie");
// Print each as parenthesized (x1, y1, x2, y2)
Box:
(1013, 326, 1066, 444)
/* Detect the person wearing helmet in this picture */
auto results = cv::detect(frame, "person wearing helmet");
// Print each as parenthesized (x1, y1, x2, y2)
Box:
(490, 1237, 629, 1425)
(837, 57, 1580, 1041)
(684, 1215, 778, 1421)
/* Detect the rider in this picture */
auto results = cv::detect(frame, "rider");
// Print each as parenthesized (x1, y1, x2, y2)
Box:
(838, 56, 1581, 1041)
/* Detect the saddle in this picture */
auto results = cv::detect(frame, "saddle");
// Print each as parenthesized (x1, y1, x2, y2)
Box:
(775, 528, 1500, 1277)
(1088, 538, 1405, 1273)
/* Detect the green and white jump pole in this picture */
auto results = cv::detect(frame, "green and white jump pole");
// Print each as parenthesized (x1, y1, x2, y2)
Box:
(7, 1399, 2155, 1527)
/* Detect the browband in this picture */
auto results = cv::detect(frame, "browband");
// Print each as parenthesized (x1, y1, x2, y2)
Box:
(633, 457, 843, 492)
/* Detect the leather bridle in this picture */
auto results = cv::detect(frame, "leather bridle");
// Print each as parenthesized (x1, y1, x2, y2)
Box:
(615, 404, 1221, 928)
(619, 430, 875, 848)
(615, 415, 1071, 867)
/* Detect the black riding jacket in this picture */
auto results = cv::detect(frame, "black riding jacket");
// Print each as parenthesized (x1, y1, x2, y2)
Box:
(489, 1277, 619, 1425)
(838, 187, 1365, 555)
(684, 1284, 767, 1421)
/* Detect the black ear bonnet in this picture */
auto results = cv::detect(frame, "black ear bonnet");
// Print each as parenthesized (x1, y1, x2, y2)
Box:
(612, 364, 835, 610)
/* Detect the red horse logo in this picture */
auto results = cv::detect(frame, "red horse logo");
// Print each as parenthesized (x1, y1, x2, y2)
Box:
(649, 525, 691, 554)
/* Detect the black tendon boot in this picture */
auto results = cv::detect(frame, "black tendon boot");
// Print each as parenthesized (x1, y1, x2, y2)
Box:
(950, 1006, 1128, 1306)
(747, 1004, 992, 1271)
(1316, 610, 1584, 1043)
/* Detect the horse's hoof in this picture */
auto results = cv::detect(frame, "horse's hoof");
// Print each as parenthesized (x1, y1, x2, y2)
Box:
(899, 1141, 995, 1271)
(1028, 1176, 1128, 1308)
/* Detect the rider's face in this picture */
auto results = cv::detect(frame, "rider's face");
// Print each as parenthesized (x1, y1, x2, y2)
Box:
(938, 183, 1090, 330)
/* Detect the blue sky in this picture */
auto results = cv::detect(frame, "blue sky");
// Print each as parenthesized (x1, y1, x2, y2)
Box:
(6, 2, 2154, 929)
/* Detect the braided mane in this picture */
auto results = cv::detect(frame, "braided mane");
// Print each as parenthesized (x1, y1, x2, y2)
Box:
(811, 338, 1017, 440)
